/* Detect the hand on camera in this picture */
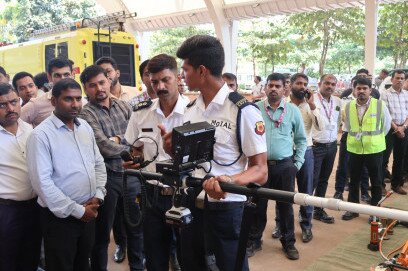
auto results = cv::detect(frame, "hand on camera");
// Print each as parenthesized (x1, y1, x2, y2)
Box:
(158, 124, 173, 156)
(203, 176, 229, 200)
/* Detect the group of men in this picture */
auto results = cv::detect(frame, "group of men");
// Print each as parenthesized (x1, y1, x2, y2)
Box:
(0, 33, 407, 271)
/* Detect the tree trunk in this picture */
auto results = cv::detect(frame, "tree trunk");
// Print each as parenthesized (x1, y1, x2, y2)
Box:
(319, 19, 330, 77)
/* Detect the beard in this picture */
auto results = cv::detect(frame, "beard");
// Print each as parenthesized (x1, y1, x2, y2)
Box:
(292, 90, 306, 100)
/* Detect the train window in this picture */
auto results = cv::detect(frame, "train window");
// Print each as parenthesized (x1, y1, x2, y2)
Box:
(57, 42, 68, 59)
(45, 44, 56, 71)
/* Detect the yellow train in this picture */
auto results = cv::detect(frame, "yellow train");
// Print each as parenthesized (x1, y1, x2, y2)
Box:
(0, 12, 141, 89)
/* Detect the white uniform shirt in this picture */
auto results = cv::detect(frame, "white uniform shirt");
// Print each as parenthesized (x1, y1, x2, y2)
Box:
(251, 83, 264, 97)
(185, 84, 267, 202)
(0, 119, 36, 201)
(311, 92, 342, 143)
(124, 95, 189, 185)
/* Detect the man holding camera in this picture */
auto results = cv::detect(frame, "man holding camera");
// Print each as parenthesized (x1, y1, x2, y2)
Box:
(124, 54, 189, 271)
(160, 35, 267, 271)
(78, 65, 144, 271)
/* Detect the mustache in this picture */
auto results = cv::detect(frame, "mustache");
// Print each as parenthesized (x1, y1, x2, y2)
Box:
(157, 89, 169, 96)
(6, 112, 18, 118)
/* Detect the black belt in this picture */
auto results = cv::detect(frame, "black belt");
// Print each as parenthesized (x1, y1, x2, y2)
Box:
(267, 157, 293, 166)
(205, 201, 244, 210)
(313, 141, 337, 147)
(0, 197, 37, 206)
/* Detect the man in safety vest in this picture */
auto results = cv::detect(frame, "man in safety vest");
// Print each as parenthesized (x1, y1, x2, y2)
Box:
(342, 77, 391, 221)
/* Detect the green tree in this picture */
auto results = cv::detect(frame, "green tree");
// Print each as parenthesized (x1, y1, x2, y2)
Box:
(149, 26, 214, 57)
(287, 8, 365, 76)
(325, 42, 364, 74)
(0, 0, 97, 42)
(378, 2, 408, 68)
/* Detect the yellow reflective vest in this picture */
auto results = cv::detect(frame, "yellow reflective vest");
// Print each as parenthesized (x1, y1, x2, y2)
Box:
(345, 98, 386, 154)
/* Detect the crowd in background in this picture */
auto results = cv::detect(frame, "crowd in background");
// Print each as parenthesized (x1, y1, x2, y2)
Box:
(0, 34, 407, 271)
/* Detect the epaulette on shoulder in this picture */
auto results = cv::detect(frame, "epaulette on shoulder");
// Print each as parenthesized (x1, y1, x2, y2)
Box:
(228, 92, 258, 109)
(133, 99, 153, 112)
(186, 99, 197, 108)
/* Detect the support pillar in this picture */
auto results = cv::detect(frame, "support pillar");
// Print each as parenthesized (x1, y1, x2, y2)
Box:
(364, 0, 378, 75)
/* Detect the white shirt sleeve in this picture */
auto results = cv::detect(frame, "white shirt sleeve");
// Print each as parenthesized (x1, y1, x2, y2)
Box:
(239, 105, 267, 157)
(125, 112, 140, 146)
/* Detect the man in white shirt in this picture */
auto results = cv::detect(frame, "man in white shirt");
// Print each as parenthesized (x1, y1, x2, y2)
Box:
(251, 75, 265, 101)
(162, 35, 267, 271)
(0, 83, 41, 271)
(381, 70, 408, 194)
(312, 74, 341, 224)
(124, 54, 188, 271)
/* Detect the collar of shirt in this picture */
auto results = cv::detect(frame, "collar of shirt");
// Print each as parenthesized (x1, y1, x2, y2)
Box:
(49, 113, 81, 129)
(356, 97, 371, 107)
(195, 83, 231, 111)
(150, 94, 187, 117)
(265, 97, 285, 111)
(46, 91, 52, 100)
(0, 118, 30, 136)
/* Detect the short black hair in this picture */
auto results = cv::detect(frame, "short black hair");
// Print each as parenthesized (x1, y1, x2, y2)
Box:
(147, 54, 178, 74)
(0, 83, 17, 96)
(391, 69, 406, 79)
(356, 68, 369, 75)
(381, 69, 389, 75)
(139, 59, 150, 78)
(320, 74, 337, 83)
(176, 35, 224, 77)
(283, 73, 291, 80)
(12, 71, 34, 90)
(47, 58, 73, 74)
(80, 65, 106, 85)
(0, 66, 7, 77)
(290, 73, 309, 84)
(34, 72, 49, 89)
(222, 72, 237, 82)
(266, 73, 286, 86)
(353, 77, 372, 88)
(95, 56, 118, 70)
(255, 75, 261, 82)
(52, 78, 81, 98)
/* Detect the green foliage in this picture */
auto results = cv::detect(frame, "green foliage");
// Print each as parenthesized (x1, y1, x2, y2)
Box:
(378, 2, 408, 68)
(0, 0, 97, 42)
(149, 26, 214, 57)
(286, 8, 365, 76)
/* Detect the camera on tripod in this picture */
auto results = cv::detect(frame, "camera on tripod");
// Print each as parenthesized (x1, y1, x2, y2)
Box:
(157, 121, 216, 227)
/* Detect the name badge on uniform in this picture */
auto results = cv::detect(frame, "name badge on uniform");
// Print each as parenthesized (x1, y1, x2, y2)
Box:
(326, 124, 335, 131)
(356, 132, 362, 140)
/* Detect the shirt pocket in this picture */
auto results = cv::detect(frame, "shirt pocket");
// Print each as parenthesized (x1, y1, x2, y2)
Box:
(277, 122, 292, 136)
(215, 127, 233, 146)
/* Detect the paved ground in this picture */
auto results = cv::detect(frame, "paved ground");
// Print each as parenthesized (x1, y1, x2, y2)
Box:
(107, 152, 404, 271)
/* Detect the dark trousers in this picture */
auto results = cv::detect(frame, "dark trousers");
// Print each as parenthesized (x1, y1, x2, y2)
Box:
(335, 132, 370, 193)
(143, 184, 176, 271)
(313, 141, 337, 198)
(204, 204, 249, 271)
(348, 152, 383, 206)
(179, 190, 207, 271)
(383, 130, 408, 188)
(275, 148, 313, 231)
(91, 170, 144, 271)
(41, 207, 94, 271)
(112, 197, 127, 248)
(0, 200, 41, 271)
(249, 160, 297, 248)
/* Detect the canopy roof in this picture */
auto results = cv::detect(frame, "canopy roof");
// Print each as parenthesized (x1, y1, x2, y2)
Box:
(96, 0, 406, 32)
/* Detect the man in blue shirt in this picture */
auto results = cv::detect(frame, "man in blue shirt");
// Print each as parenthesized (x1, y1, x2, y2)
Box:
(247, 73, 307, 260)
(27, 78, 107, 271)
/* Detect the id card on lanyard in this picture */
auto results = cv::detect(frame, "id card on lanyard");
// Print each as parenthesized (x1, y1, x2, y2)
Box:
(355, 97, 371, 140)
(264, 100, 286, 128)
(318, 93, 335, 131)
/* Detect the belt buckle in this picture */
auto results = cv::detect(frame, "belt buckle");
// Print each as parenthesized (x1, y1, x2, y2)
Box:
(160, 187, 174, 196)
(269, 160, 277, 166)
